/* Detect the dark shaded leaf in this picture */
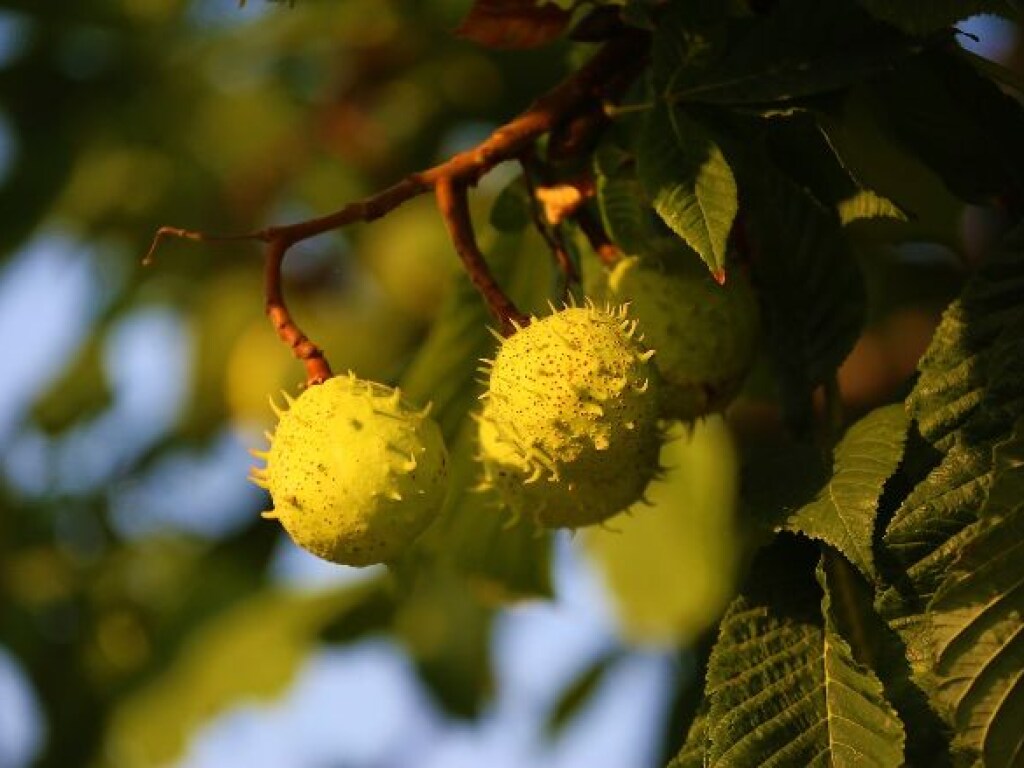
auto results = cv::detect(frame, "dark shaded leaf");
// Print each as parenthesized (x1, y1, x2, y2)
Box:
(490, 174, 531, 233)
(402, 231, 555, 599)
(545, 650, 622, 737)
(592, 144, 663, 256)
(663, 0, 922, 105)
(870, 51, 1024, 207)
(743, 167, 866, 431)
(667, 703, 710, 768)
(762, 113, 908, 225)
(858, 0, 1019, 35)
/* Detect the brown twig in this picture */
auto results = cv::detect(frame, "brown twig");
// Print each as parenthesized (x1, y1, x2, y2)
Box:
(142, 226, 260, 266)
(436, 177, 529, 335)
(147, 30, 650, 379)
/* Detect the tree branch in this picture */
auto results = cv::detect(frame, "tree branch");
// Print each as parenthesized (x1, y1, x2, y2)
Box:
(147, 29, 650, 377)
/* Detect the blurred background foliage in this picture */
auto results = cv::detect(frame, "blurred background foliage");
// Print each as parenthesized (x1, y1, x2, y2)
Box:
(0, 2, 1018, 768)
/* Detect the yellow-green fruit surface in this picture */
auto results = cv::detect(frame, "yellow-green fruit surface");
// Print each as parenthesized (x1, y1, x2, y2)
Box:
(478, 305, 662, 528)
(253, 375, 449, 566)
(606, 255, 760, 421)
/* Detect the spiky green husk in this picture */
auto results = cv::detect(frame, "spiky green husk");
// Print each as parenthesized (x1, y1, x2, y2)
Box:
(251, 374, 448, 567)
(605, 255, 759, 421)
(477, 304, 663, 528)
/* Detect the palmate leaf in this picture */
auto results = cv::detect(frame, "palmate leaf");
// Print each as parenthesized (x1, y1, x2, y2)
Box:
(872, 225, 1024, 762)
(878, 226, 1024, 625)
(697, 540, 905, 767)
(877, 440, 994, 628)
(784, 404, 909, 581)
(857, 0, 1019, 36)
(927, 427, 1024, 768)
(661, 0, 922, 105)
(637, 102, 738, 278)
(907, 222, 1024, 440)
(742, 165, 866, 431)
(760, 112, 908, 228)
(870, 51, 1024, 206)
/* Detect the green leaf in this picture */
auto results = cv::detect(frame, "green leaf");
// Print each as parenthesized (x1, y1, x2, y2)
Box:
(393, 569, 494, 717)
(906, 224, 1024, 452)
(927, 427, 1024, 768)
(837, 189, 908, 226)
(663, 0, 921, 105)
(489, 174, 531, 232)
(819, 556, 908, 767)
(31, 334, 113, 434)
(870, 50, 1024, 206)
(784, 404, 909, 580)
(668, 704, 710, 768)
(105, 583, 385, 768)
(873, 227, 1024, 761)
(759, 112, 908, 226)
(413, 418, 552, 600)
(742, 166, 866, 431)
(857, 0, 1018, 35)
(584, 417, 739, 644)
(877, 440, 994, 625)
(638, 103, 737, 278)
(817, 89, 965, 248)
(878, 227, 1024, 623)
(401, 229, 555, 599)
(593, 147, 663, 256)
(545, 650, 622, 737)
(702, 539, 905, 767)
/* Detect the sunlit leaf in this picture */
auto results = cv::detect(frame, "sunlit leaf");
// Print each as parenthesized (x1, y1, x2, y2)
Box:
(784, 404, 909, 580)
(701, 540, 905, 767)
(638, 104, 737, 278)
(927, 425, 1024, 768)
